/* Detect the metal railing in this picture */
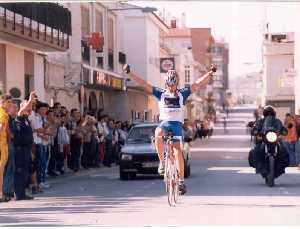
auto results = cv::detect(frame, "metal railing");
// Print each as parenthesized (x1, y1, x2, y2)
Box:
(0, 6, 69, 49)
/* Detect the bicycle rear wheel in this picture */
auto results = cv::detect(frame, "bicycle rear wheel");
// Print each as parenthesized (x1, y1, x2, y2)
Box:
(173, 168, 179, 204)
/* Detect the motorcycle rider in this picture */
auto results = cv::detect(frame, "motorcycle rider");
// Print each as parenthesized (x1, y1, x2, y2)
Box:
(250, 105, 289, 177)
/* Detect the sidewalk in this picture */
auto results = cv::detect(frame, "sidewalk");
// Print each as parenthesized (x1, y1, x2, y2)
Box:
(45, 164, 117, 186)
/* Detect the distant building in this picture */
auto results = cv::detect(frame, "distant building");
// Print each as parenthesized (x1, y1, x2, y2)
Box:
(208, 42, 229, 107)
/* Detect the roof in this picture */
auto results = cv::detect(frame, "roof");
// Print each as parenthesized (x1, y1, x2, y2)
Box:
(165, 28, 191, 38)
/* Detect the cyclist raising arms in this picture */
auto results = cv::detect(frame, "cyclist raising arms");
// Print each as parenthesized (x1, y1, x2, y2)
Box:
(123, 64, 216, 195)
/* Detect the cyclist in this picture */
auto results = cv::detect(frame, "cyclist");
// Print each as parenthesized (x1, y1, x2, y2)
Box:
(123, 64, 216, 195)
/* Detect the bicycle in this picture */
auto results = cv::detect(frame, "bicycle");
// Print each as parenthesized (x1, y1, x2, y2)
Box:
(162, 132, 180, 207)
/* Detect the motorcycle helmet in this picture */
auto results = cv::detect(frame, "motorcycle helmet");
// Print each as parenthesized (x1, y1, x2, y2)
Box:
(263, 105, 276, 117)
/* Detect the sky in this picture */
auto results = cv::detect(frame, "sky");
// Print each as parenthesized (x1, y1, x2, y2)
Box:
(129, 1, 298, 79)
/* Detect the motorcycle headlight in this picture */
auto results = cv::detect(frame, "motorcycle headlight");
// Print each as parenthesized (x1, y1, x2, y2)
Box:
(121, 154, 133, 161)
(266, 131, 277, 143)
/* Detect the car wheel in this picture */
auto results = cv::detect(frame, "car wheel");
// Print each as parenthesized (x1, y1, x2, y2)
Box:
(120, 170, 129, 180)
(128, 173, 136, 180)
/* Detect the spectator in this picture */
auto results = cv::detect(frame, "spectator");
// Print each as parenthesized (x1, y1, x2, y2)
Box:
(283, 113, 298, 166)
(69, 109, 83, 172)
(13, 93, 35, 200)
(2, 101, 19, 200)
(103, 119, 116, 167)
(0, 94, 12, 202)
(57, 113, 70, 174)
(208, 118, 214, 137)
(81, 115, 97, 169)
(30, 102, 49, 190)
(97, 115, 108, 164)
(46, 109, 59, 177)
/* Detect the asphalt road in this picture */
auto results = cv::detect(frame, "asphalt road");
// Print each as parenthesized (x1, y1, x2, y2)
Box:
(1, 107, 300, 226)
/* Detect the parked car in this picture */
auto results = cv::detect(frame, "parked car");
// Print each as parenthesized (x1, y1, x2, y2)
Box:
(119, 123, 192, 180)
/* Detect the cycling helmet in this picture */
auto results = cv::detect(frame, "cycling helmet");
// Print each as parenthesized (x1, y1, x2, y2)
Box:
(263, 105, 276, 117)
(165, 70, 179, 86)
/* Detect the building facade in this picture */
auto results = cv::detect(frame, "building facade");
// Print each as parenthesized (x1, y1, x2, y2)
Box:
(262, 32, 295, 121)
(0, 3, 71, 104)
(209, 42, 229, 107)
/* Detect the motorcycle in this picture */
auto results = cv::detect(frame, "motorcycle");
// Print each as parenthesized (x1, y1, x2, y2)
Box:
(252, 117, 288, 187)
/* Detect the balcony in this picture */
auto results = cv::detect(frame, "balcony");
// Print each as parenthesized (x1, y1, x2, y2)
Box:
(0, 3, 71, 52)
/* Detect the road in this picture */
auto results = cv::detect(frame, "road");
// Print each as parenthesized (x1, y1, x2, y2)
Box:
(1, 106, 300, 226)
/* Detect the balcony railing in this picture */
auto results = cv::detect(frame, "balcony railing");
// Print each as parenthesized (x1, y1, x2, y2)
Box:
(0, 3, 71, 51)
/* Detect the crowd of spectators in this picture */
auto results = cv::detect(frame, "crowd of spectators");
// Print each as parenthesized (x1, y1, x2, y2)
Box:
(0, 91, 132, 202)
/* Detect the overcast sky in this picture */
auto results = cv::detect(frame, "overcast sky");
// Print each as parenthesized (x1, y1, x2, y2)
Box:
(130, 1, 298, 79)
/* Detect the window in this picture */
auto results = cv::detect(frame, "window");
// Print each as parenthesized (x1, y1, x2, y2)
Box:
(108, 17, 114, 70)
(81, 7, 90, 39)
(108, 50, 114, 70)
(185, 65, 190, 84)
(24, 74, 34, 98)
(95, 10, 103, 35)
(81, 40, 90, 63)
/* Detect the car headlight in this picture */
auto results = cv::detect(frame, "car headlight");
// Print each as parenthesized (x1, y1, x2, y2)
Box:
(121, 154, 133, 161)
(266, 131, 277, 143)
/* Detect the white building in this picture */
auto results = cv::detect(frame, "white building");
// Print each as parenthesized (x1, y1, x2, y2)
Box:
(119, 3, 169, 121)
(294, 5, 300, 115)
(262, 32, 295, 121)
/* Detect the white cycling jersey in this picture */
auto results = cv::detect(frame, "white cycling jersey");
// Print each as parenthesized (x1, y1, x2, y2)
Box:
(152, 86, 191, 123)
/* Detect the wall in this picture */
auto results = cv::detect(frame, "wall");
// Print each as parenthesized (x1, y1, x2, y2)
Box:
(295, 4, 300, 114)
(34, 53, 45, 101)
(5, 45, 24, 98)
(190, 28, 211, 66)
(124, 16, 147, 82)
(0, 44, 5, 93)
(146, 18, 161, 87)
(68, 3, 83, 64)
(99, 89, 148, 122)
(264, 42, 294, 99)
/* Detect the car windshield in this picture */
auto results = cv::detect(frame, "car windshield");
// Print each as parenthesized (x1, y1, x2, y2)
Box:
(127, 126, 157, 143)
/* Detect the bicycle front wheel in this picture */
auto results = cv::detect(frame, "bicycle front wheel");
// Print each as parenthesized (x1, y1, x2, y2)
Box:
(167, 161, 177, 207)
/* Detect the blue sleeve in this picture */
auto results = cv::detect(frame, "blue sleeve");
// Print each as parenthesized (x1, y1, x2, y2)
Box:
(179, 86, 192, 105)
(152, 87, 164, 100)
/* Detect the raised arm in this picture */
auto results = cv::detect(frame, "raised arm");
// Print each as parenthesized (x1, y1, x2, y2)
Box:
(191, 65, 217, 93)
(123, 64, 153, 94)
(18, 91, 36, 116)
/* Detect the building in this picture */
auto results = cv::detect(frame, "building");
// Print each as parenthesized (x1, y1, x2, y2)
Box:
(0, 3, 71, 103)
(262, 32, 295, 121)
(209, 42, 229, 107)
(230, 72, 263, 105)
(294, 5, 300, 115)
(46, 2, 127, 118)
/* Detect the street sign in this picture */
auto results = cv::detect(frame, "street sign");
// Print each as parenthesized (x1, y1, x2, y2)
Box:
(160, 57, 175, 73)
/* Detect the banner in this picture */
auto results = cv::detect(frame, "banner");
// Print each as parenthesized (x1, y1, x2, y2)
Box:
(160, 58, 175, 73)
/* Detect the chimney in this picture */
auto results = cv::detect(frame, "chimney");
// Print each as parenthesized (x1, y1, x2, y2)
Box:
(181, 13, 186, 28)
(171, 19, 177, 28)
